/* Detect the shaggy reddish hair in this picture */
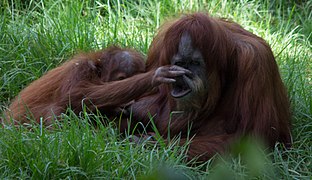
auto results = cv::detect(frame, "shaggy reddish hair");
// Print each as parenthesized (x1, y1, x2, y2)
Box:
(131, 13, 292, 160)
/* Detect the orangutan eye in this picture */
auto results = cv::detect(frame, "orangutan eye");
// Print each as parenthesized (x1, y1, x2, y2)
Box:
(175, 61, 186, 67)
(118, 76, 126, 80)
(192, 61, 200, 65)
(115, 73, 127, 80)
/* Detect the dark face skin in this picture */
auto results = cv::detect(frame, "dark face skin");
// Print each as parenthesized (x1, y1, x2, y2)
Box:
(170, 32, 209, 109)
(105, 51, 145, 82)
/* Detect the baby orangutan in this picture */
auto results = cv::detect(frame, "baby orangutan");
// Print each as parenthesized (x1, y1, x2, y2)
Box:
(4, 46, 146, 126)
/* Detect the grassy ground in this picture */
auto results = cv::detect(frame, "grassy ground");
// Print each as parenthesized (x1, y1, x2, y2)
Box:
(0, 0, 311, 179)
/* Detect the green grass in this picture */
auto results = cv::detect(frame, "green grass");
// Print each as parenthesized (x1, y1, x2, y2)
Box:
(0, 0, 311, 179)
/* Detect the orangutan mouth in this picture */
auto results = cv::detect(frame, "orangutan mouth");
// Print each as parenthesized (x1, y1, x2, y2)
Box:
(171, 75, 192, 98)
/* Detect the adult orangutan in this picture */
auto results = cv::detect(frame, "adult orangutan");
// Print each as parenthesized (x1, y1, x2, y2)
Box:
(129, 13, 292, 161)
(4, 46, 151, 126)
